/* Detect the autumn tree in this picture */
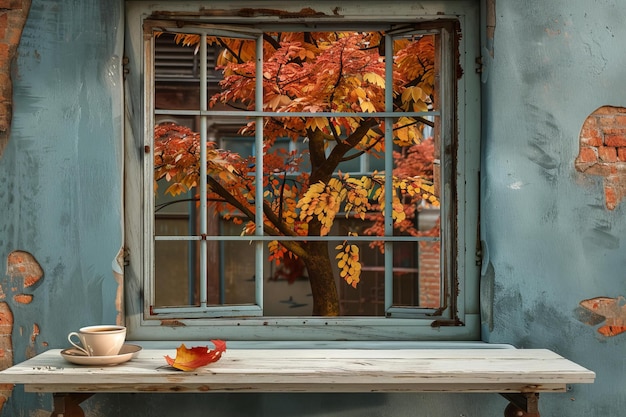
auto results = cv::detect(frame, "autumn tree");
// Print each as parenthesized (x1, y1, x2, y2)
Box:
(154, 31, 440, 316)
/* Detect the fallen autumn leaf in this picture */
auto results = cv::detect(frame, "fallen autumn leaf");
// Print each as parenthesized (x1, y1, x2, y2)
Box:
(164, 340, 226, 371)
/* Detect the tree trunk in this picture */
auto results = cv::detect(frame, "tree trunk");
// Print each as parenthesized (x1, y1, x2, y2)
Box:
(302, 241, 340, 316)
(299, 126, 369, 316)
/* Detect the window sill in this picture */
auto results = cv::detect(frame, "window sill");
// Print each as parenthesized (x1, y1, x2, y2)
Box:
(134, 340, 514, 350)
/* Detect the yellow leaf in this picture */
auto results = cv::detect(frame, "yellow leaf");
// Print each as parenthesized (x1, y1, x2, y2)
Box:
(359, 99, 376, 113)
(165, 183, 187, 196)
(401, 87, 414, 103)
(412, 100, 429, 112)
(353, 87, 367, 99)
(305, 117, 328, 131)
(363, 72, 385, 88)
(411, 86, 424, 102)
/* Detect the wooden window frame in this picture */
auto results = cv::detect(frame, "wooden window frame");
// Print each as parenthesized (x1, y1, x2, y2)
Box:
(123, 1, 481, 342)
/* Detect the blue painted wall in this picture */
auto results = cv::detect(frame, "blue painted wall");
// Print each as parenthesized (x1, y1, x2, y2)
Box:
(0, 1, 124, 413)
(481, 0, 626, 415)
(0, 0, 623, 415)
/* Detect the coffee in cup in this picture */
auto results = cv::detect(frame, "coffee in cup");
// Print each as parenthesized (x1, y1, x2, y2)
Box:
(67, 325, 126, 356)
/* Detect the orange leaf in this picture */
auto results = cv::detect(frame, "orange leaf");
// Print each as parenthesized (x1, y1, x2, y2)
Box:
(164, 340, 226, 371)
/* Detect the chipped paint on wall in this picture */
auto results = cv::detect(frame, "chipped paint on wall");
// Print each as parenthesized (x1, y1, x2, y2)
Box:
(113, 247, 125, 326)
(6, 250, 42, 288)
(575, 106, 626, 210)
(0, 0, 32, 157)
(0, 303, 12, 412)
(578, 296, 626, 337)
(25, 323, 40, 359)
(0, 250, 44, 414)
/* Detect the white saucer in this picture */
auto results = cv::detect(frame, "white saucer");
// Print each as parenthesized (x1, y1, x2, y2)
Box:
(61, 344, 142, 366)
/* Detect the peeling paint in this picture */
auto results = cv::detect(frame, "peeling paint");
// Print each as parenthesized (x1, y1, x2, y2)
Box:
(25, 323, 40, 359)
(160, 319, 186, 327)
(0, 303, 13, 412)
(0, 251, 44, 414)
(12, 294, 32, 304)
(508, 181, 525, 190)
(6, 250, 44, 300)
(0, 0, 32, 157)
(575, 106, 626, 210)
(579, 296, 626, 337)
(113, 247, 125, 326)
(152, 6, 330, 19)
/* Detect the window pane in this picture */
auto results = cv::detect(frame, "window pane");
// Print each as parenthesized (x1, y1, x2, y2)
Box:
(220, 223, 258, 305)
(152, 27, 444, 317)
(154, 239, 198, 307)
(155, 32, 255, 110)
(393, 33, 438, 112)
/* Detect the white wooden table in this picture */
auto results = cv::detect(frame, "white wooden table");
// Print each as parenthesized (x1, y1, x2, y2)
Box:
(0, 348, 595, 417)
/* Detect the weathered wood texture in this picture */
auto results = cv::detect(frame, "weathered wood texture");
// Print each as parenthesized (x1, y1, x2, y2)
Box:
(0, 348, 595, 394)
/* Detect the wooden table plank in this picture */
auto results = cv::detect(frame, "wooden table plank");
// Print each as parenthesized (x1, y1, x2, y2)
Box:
(0, 348, 595, 394)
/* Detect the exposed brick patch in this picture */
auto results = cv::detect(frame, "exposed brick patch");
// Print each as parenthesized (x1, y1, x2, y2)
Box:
(0, 1, 26, 9)
(25, 323, 39, 359)
(579, 296, 626, 337)
(0, 249, 43, 413)
(0, 13, 8, 39)
(598, 146, 617, 162)
(575, 106, 626, 210)
(0, 0, 31, 158)
(618, 147, 626, 162)
(12, 293, 32, 304)
(6, 250, 43, 289)
(0, 303, 12, 411)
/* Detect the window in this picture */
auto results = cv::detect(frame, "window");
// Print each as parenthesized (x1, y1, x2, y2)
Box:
(124, 1, 480, 341)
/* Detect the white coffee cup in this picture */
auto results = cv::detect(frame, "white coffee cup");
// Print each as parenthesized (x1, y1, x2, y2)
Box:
(67, 325, 126, 356)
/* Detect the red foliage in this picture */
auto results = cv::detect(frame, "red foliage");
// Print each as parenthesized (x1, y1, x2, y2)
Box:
(164, 340, 227, 371)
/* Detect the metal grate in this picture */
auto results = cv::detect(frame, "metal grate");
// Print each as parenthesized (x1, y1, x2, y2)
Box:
(155, 34, 221, 83)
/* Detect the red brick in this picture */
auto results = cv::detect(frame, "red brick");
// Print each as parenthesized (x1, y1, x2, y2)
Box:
(0, 0, 23, 9)
(6, 12, 28, 44)
(0, 339, 10, 358)
(580, 132, 602, 147)
(580, 118, 603, 147)
(0, 103, 8, 122)
(606, 134, 626, 147)
(603, 127, 626, 135)
(0, 308, 12, 328)
(599, 115, 623, 127)
(0, 43, 8, 63)
(605, 185, 617, 210)
(614, 115, 626, 126)
(598, 146, 617, 162)
(0, 14, 7, 40)
(618, 148, 626, 162)
(577, 146, 598, 163)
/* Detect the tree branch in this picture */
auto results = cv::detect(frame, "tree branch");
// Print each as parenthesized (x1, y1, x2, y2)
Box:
(206, 174, 306, 258)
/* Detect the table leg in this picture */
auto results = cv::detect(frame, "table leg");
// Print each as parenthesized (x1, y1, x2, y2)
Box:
(501, 393, 540, 417)
(51, 393, 92, 417)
